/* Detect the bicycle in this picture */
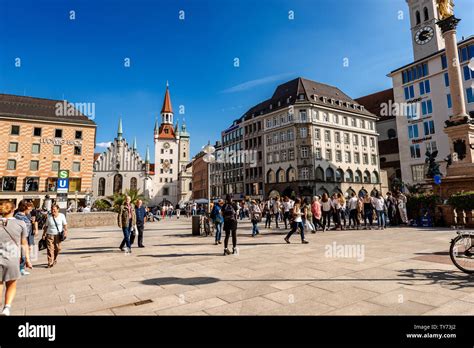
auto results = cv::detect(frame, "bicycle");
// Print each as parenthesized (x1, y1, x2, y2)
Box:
(449, 229, 474, 274)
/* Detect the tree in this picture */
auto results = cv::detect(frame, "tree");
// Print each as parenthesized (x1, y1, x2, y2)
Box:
(108, 189, 147, 211)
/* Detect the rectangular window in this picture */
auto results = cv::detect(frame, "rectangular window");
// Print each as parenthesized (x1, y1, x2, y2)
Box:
(370, 137, 375, 147)
(53, 145, 61, 155)
(345, 151, 351, 163)
(315, 128, 321, 140)
(423, 120, 435, 136)
(441, 55, 447, 69)
(55, 129, 63, 138)
(353, 134, 359, 145)
(447, 94, 452, 109)
(2, 177, 17, 191)
(30, 160, 39, 171)
(288, 149, 295, 160)
(354, 153, 360, 164)
(52, 161, 60, 171)
(24, 177, 39, 192)
(301, 147, 309, 158)
(363, 153, 369, 165)
(300, 127, 307, 138)
(426, 141, 438, 153)
(11, 125, 20, 135)
(467, 87, 474, 103)
(32, 143, 40, 154)
(343, 116, 348, 126)
(72, 162, 81, 172)
(281, 150, 287, 162)
(444, 73, 450, 87)
(419, 80, 431, 95)
(408, 124, 419, 139)
(7, 159, 16, 170)
(336, 150, 342, 162)
(74, 146, 82, 156)
(315, 148, 322, 160)
(404, 85, 415, 100)
(75, 130, 83, 139)
(299, 110, 307, 122)
(8, 142, 18, 152)
(412, 164, 425, 182)
(371, 154, 377, 165)
(362, 136, 367, 147)
(324, 130, 331, 142)
(410, 144, 421, 159)
(421, 100, 433, 116)
(69, 178, 81, 192)
(335, 132, 341, 143)
(325, 149, 332, 161)
(344, 133, 350, 144)
(33, 127, 42, 137)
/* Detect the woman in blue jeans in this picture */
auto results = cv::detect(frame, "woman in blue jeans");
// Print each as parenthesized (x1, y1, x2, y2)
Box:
(249, 200, 262, 237)
(211, 199, 224, 245)
(373, 192, 386, 230)
(284, 198, 309, 244)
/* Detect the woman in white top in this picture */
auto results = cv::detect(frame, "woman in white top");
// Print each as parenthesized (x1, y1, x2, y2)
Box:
(284, 198, 309, 244)
(373, 192, 386, 230)
(320, 193, 332, 231)
(42, 204, 68, 268)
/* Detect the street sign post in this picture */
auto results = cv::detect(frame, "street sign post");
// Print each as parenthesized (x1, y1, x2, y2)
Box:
(57, 169, 70, 216)
(57, 178, 69, 193)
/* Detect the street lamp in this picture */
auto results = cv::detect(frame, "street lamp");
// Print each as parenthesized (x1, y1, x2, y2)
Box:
(202, 141, 216, 214)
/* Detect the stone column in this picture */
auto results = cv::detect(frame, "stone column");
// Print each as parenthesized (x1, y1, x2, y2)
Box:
(437, 16, 468, 121)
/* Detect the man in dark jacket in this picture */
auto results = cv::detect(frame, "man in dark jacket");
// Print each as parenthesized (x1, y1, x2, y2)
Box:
(135, 200, 146, 247)
(222, 195, 239, 255)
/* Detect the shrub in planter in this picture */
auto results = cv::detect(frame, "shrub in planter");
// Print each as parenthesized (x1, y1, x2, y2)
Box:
(447, 191, 474, 211)
(406, 193, 441, 221)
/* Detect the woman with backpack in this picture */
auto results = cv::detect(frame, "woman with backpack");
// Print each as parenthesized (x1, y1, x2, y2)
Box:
(210, 199, 224, 245)
(249, 200, 262, 237)
(14, 200, 37, 276)
(284, 198, 309, 244)
(362, 194, 375, 230)
(321, 193, 332, 232)
(0, 201, 32, 316)
(222, 195, 239, 255)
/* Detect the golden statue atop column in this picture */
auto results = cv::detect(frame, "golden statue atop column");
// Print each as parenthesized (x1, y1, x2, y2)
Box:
(436, 0, 454, 20)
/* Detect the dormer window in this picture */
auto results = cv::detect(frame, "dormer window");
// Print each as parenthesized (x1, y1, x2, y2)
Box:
(278, 101, 281, 107)
(286, 97, 290, 103)
(269, 104, 273, 110)
(299, 94, 305, 100)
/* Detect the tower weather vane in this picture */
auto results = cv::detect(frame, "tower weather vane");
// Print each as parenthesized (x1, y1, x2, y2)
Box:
(436, 0, 454, 20)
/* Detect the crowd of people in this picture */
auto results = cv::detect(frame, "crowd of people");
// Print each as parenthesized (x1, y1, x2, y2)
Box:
(208, 191, 409, 255)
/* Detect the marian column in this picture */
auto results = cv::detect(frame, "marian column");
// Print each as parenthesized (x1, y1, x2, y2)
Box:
(435, 0, 474, 193)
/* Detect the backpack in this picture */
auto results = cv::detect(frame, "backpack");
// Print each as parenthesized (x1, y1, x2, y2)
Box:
(223, 203, 236, 221)
(210, 206, 218, 220)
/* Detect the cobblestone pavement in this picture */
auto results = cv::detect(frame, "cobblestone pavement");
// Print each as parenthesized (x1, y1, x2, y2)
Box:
(11, 218, 474, 315)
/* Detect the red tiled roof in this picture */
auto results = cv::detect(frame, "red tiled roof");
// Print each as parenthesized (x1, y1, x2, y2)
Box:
(355, 89, 394, 120)
(161, 87, 173, 114)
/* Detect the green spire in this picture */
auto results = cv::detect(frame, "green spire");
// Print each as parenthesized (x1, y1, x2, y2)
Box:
(154, 117, 159, 132)
(117, 118, 123, 140)
(145, 145, 150, 163)
(133, 137, 137, 150)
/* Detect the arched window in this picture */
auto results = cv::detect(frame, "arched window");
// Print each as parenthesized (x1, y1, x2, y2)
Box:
(423, 7, 429, 21)
(267, 169, 276, 184)
(363, 170, 371, 183)
(189, 182, 192, 191)
(371, 171, 379, 184)
(315, 167, 324, 182)
(113, 174, 123, 194)
(416, 10, 421, 25)
(325, 168, 335, 182)
(98, 178, 106, 196)
(336, 169, 344, 182)
(287, 167, 296, 182)
(345, 169, 353, 182)
(130, 177, 138, 191)
(355, 170, 362, 183)
(276, 168, 285, 183)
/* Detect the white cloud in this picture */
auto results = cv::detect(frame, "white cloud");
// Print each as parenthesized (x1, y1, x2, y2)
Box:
(221, 72, 295, 94)
(96, 142, 112, 148)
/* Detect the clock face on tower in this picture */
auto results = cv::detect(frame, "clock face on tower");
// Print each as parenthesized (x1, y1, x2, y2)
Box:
(415, 26, 434, 45)
(163, 142, 170, 149)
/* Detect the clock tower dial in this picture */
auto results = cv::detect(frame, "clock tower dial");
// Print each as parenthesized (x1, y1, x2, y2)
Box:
(415, 26, 435, 45)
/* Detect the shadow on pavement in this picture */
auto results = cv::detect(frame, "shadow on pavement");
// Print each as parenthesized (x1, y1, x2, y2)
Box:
(142, 276, 220, 286)
(398, 268, 474, 289)
(138, 252, 222, 258)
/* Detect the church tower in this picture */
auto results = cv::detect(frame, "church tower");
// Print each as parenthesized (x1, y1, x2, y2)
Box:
(178, 120, 190, 173)
(153, 83, 180, 205)
(406, 0, 445, 61)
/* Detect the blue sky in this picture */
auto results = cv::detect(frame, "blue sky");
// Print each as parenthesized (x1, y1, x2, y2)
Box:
(1, 0, 473, 159)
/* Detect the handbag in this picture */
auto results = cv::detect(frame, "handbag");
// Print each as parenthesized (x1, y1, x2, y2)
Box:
(51, 214, 66, 242)
(38, 238, 47, 251)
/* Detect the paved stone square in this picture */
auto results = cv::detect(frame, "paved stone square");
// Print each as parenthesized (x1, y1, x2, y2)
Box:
(11, 218, 474, 315)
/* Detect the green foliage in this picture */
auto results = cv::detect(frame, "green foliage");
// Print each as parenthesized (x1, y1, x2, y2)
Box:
(406, 193, 441, 220)
(92, 199, 111, 211)
(447, 191, 474, 211)
(108, 189, 147, 212)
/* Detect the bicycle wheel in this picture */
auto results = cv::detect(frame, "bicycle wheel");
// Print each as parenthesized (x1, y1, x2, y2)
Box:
(449, 234, 474, 274)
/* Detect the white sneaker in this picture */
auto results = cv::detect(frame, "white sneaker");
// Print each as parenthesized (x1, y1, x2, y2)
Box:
(1, 306, 11, 316)
(21, 269, 30, 276)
